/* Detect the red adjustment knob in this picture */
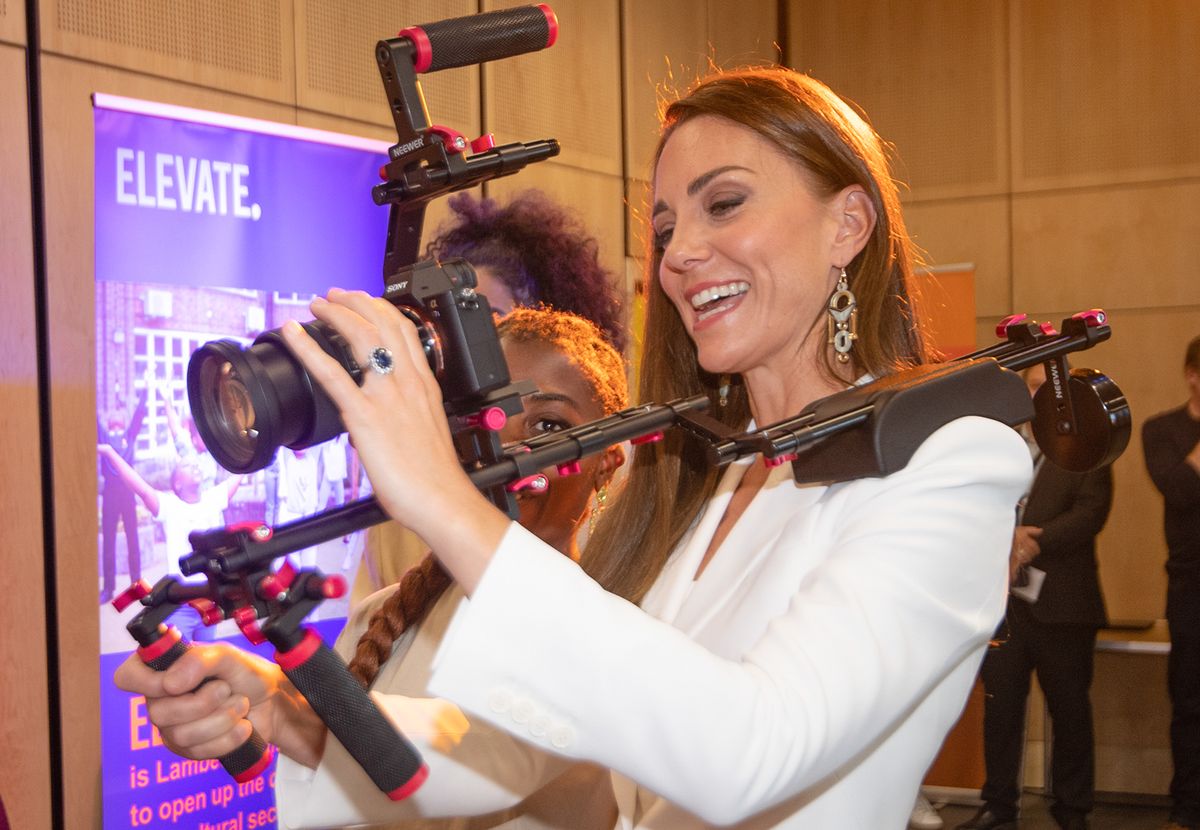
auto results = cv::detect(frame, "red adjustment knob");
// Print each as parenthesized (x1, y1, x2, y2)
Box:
(233, 607, 266, 646)
(112, 579, 152, 612)
(631, 431, 665, 446)
(996, 314, 1028, 337)
(763, 453, 798, 468)
(189, 598, 223, 626)
(556, 460, 582, 476)
(378, 164, 389, 180)
(1039, 322, 1059, 336)
(258, 574, 285, 600)
(428, 125, 468, 154)
(465, 407, 507, 432)
(1072, 308, 1107, 327)
(321, 575, 348, 599)
(259, 561, 296, 599)
(470, 133, 496, 153)
(227, 521, 273, 542)
(507, 474, 549, 493)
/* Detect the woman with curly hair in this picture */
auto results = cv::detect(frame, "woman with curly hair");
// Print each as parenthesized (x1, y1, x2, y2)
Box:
(428, 190, 626, 353)
(348, 191, 629, 600)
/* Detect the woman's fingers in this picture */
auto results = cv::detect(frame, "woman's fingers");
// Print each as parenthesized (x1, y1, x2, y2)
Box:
(116, 644, 278, 761)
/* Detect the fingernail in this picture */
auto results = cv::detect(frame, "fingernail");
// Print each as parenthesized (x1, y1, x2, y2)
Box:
(283, 320, 303, 335)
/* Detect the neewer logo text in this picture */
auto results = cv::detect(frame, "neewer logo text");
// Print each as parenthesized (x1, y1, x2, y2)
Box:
(115, 147, 261, 220)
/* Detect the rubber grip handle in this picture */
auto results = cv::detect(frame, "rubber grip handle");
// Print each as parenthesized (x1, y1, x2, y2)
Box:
(276, 630, 428, 800)
(137, 628, 274, 783)
(400, 4, 557, 74)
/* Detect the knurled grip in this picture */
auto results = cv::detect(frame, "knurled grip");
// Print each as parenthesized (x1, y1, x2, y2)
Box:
(401, 4, 556, 74)
(137, 629, 274, 783)
(276, 630, 428, 800)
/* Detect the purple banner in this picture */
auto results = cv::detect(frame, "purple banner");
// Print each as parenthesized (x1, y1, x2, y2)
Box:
(95, 97, 389, 830)
(95, 98, 389, 295)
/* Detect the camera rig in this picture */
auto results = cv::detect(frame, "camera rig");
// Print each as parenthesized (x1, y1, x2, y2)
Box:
(116, 3, 1132, 805)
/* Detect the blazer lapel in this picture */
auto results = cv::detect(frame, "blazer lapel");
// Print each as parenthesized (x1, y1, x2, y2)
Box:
(672, 463, 826, 638)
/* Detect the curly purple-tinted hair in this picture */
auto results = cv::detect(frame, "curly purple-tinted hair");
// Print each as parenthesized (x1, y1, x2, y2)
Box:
(424, 190, 626, 352)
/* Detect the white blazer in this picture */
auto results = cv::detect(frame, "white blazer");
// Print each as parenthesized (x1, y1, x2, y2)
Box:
(278, 416, 1030, 829)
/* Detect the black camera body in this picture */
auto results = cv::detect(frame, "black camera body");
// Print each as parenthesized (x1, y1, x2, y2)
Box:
(383, 257, 510, 406)
(186, 257, 511, 475)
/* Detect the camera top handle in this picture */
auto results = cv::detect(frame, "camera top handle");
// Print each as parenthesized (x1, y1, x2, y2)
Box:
(373, 5, 560, 271)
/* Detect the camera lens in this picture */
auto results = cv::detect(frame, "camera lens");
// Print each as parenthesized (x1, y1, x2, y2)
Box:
(187, 322, 356, 474)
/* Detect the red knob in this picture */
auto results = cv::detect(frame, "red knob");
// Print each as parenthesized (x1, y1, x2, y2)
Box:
(507, 474, 549, 494)
(631, 431, 664, 446)
(112, 579, 152, 612)
(763, 453, 798, 468)
(1072, 308, 1107, 327)
(321, 575, 348, 599)
(996, 314, 1028, 337)
(556, 460, 582, 476)
(466, 407, 507, 431)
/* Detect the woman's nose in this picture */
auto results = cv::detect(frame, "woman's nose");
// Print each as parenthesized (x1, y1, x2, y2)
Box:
(660, 222, 708, 272)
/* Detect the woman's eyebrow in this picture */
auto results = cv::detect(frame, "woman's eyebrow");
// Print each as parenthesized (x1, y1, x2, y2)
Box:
(524, 391, 577, 407)
(652, 165, 752, 218)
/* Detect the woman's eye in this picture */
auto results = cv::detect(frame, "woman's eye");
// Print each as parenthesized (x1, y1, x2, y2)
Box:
(652, 226, 673, 252)
(709, 196, 744, 217)
(531, 417, 570, 435)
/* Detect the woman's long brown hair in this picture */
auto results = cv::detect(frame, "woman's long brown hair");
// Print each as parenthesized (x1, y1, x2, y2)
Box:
(581, 67, 929, 604)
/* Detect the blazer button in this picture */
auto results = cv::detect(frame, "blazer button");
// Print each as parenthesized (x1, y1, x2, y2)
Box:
(487, 689, 513, 714)
(549, 724, 575, 749)
(511, 697, 536, 724)
(529, 714, 551, 738)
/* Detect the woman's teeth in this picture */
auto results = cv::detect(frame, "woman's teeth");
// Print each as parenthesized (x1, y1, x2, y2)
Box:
(690, 282, 749, 321)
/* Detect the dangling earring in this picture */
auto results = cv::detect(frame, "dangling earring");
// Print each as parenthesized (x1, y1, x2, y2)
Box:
(588, 484, 609, 536)
(718, 374, 731, 408)
(827, 267, 858, 364)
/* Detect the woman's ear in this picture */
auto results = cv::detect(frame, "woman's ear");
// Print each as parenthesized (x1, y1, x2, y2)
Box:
(595, 444, 626, 490)
(830, 185, 876, 267)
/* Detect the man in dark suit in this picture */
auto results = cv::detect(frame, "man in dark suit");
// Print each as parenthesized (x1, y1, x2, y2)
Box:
(1142, 334, 1200, 830)
(957, 364, 1113, 830)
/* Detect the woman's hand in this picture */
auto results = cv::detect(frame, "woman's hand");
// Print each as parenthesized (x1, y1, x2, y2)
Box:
(112, 643, 326, 769)
(280, 289, 509, 593)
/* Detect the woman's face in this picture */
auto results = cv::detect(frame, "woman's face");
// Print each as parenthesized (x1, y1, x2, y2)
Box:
(499, 337, 619, 557)
(651, 115, 846, 382)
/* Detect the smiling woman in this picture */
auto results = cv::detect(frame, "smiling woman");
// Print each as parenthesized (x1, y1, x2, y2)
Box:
(115, 67, 1031, 830)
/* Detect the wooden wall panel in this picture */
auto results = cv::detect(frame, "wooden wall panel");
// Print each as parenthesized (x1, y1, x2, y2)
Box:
(788, 0, 1009, 202)
(1011, 0, 1200, 192)
(41, 0, 296, 104)
(905, 197, 1012, 317)
(484, 0, 621, 177)
(1011, 181, 1200, 314)
(707, 1, 778, 67)
(296, 0, 479, 133)
(38, 54, 296, 830)
(1082, 306, 1200, 622)
(1, 0, 25, 46)
(621, 0, 707, 191)
(0, 41, 52, 830)
(1093, 650, 1172, 795)
(621, 0, 778, 259)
